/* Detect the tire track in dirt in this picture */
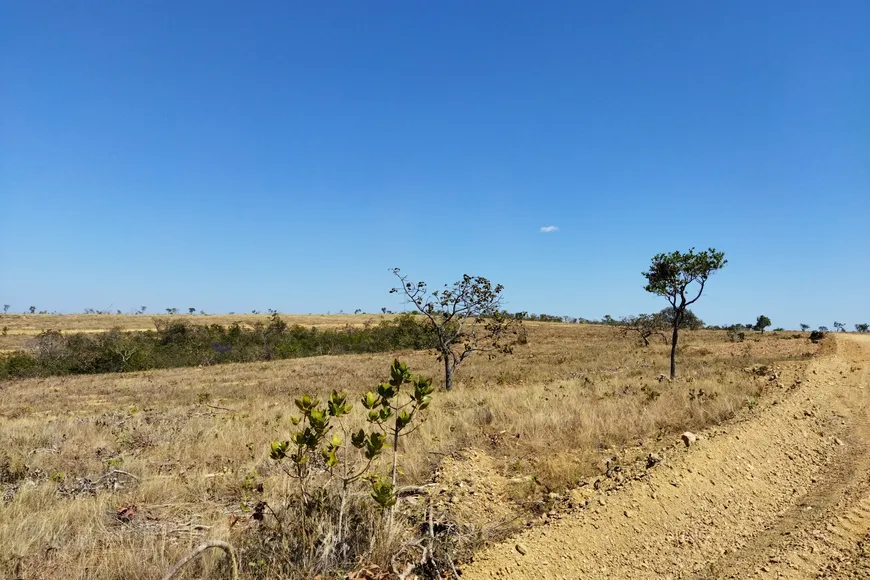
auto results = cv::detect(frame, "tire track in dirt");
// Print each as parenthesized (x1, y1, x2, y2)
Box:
(705, 334, 870, 580)
(461, 335, 870, 580)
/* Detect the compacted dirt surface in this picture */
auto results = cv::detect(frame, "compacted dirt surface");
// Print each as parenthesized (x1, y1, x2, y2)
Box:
(461, 335, 870, 579)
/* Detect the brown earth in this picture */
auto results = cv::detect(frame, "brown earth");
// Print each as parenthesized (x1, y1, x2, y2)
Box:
(461, 334, 870, 579)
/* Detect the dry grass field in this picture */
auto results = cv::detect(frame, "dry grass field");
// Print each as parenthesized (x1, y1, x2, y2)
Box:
(0, 315, 819, 579)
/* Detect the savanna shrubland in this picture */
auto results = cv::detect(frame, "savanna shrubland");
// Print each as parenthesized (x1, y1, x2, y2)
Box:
(0, 320, 820, 579)
(0, 313, 437, 379)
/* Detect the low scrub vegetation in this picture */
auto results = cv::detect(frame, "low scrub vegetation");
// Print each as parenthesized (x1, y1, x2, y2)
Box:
(810, 329, 826, 343)
(0, 313, 438, 379)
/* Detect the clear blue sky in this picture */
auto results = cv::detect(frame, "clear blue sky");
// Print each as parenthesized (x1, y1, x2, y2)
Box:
(2, 1, 868, 329)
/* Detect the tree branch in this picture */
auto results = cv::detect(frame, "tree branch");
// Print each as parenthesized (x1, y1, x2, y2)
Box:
(684, 278, 707, 307)
(161, 540, 238, 580)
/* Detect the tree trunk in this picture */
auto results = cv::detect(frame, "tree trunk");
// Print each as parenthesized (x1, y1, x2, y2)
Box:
(670, 320, 679, 379)
(444, 355, 453, 391)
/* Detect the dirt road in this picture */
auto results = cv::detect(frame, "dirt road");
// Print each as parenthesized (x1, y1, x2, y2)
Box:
(462, 335, 870, 579)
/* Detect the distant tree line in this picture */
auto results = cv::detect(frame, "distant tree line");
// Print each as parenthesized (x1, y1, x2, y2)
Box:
(0, 313, 438, 380)
(500, 307, 707, 328)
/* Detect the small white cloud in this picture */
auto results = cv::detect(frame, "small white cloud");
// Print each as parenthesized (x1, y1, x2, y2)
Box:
(540, 225, 559, 233)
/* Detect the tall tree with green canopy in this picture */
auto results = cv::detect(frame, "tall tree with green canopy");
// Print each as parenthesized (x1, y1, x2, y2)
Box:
(643, 248, 727, 378)
(754, 315, 772, 334)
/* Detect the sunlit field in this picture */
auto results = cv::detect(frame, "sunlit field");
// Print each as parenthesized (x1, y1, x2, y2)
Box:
(0, 316, 818, 578)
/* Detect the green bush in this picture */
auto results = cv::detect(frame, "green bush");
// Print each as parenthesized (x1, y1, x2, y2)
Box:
(1, 353, 39, 379)
(249, 360, 439, 577)
(0, 314, 439, 379)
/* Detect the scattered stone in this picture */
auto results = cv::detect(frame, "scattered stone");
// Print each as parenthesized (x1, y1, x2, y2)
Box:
(834, 438, 844, 446)
(646, 453, 663, 468)
(624, 509, 634, 518)
(682, 432, 698, 447)
(515, 543, 528, 556)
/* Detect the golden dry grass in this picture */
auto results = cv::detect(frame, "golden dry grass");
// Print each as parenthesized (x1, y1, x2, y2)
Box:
(0, 319, 819, 578)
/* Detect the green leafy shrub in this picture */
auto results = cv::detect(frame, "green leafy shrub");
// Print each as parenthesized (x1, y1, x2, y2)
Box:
(245, 360, 437, 576)
(0, 353, 39, 379)
(0, 314, 439, 379)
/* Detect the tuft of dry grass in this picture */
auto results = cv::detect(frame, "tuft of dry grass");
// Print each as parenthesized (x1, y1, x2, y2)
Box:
(0, 319, 819, 578)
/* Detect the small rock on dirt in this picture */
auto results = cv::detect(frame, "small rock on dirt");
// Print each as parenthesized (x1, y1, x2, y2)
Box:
(682, 432, 698, 447)
(515, 543, 528, 556)
(646, 453, 663, 468)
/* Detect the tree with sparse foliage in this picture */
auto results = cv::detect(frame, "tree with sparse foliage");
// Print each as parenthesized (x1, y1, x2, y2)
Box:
(799, 323, 810, 332)
(28, 306, 36, 314)
(833, 321, 846, 333)
(166, 308, 178, 315)
(819, 326, 829, 332)
(643, 247, 727, 378)
(620, 313, 669, 346)
(188, 308, 196, 315)
(391, 268, 524, 390)
(3, 305, 8, 314)
(754, 315, 771, 334)
(856, 323, 869, 333)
